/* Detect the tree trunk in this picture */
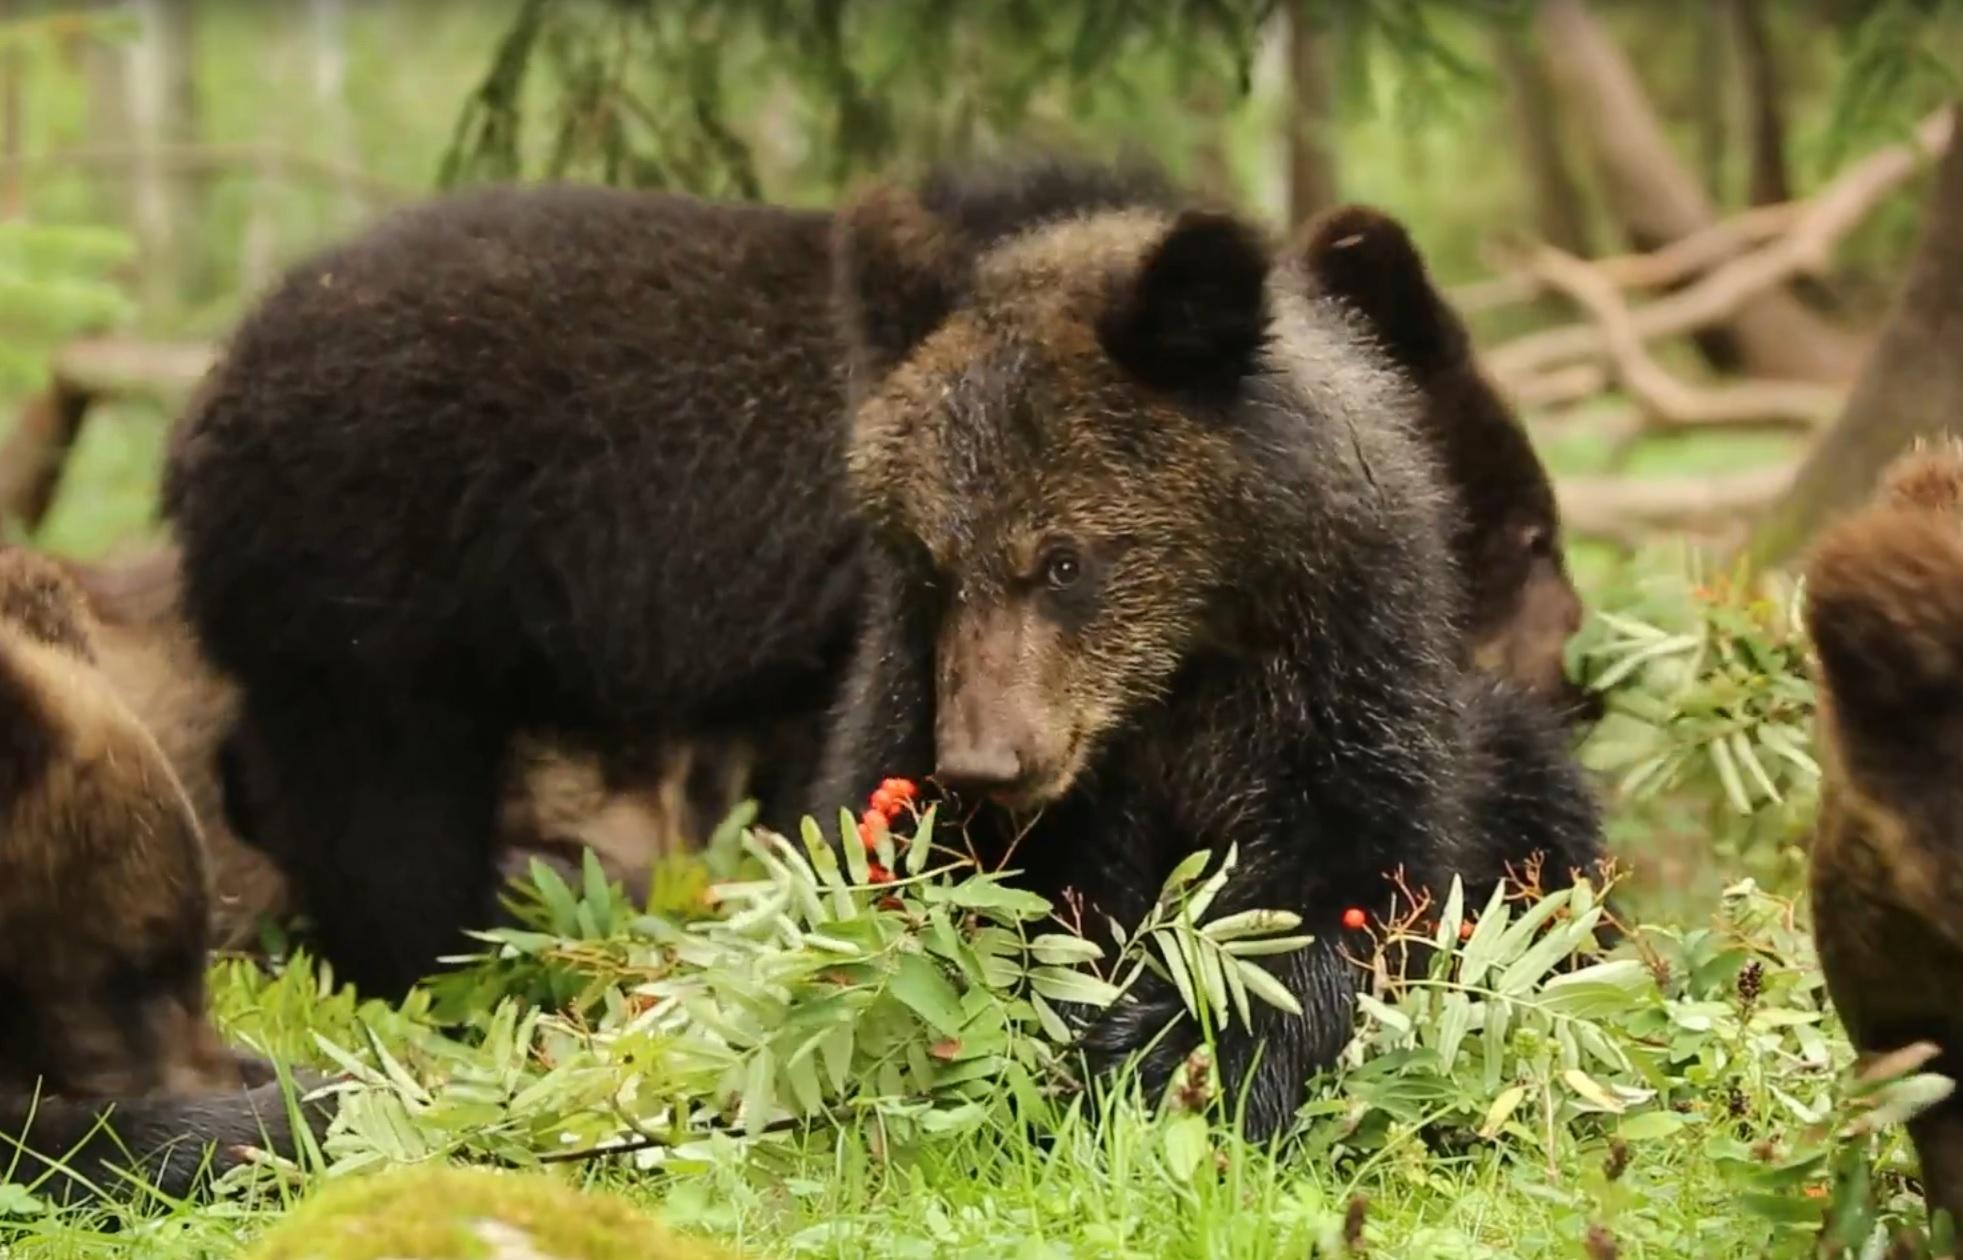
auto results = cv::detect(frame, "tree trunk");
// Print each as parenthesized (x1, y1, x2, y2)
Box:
(1495, 28, 1591, 255)
(1729, 0, 1791, 206)
(0, 0, 22, 219)
(1283, 0, 1337, 224)
(1532, 0, 1860, 384)
(1695, 2, 1730, 204)
(126, 0, 202, 311)
(1749, 102, 1963, 567)
(310, 0, 359, 223)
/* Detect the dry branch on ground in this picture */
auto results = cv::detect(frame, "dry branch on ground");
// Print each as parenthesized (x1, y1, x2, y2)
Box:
(1484, 109, 1952, 392)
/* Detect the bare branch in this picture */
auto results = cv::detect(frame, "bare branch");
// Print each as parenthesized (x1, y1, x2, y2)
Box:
(1557, 463, 1797, 546)
(1447, 202, 1800, 315)
(1524, 245, 1843, 430)
(1486, 108, 1953, 386)
(0, 337, 214, 532)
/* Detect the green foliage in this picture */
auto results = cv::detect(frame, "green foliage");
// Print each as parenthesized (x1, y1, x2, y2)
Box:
(1571, 547, 1820, 886)
(440, 0, 1280, 199)
(228, 807, 1308, 1181)
(0, 16, 136, 394)
(0, 220, 134, 395)
(1819, 0, 1963, 165)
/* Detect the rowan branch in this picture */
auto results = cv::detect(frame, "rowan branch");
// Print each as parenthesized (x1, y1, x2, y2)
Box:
(1525, 245, 1843, 430)
(1485, 108, 1952, 387)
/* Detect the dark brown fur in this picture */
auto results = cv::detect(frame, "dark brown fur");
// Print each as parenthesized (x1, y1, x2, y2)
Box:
(0, 547, 330, 1203)
(59, 546, 691, 943)
(810, 162, 1602, 1139)
(1805, 438, 1963, 1230)
(1297, 207, 1595, 722)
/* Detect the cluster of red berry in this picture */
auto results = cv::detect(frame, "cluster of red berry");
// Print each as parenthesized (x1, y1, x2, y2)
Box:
(1339, 906, 1476, 941)
(855, 777, 919, 885)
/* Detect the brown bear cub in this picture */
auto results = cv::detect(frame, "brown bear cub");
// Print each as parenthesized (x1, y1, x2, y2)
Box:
(1805, 438, 1963, 1229)
(0, 547, 330, 1202)
(1298, 207, 1594, 722)
(807, 163, 1602, 1137)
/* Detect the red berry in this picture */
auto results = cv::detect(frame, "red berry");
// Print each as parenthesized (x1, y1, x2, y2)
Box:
(870, 788, 896, 816)
(867, 862, 894, 885)
(1341, 908, 1368, 931)
(881, 777, 919, 804)
(1459, 919, 1475, 941)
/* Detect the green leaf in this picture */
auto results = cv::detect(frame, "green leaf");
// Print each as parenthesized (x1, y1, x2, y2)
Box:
(1029, 966, 1124, 1009)
(1219, 934, 1317, 958)
(890, 952, 966, 1037)
(1163, 1113, 1210, 1183)
(1029, 933, 1105, 966)
(1161, 849, 1212, 895)
(820, 1022, 854, 1094)
(1592, 632, 1700, 690)
(904, 803, 938, 877)
(1617, 1110, 1690, 1141)
(742, 1047, 777, 1135)
(1200, 908, 1303, 942)
(840, 807, 869, 885)
(1234, 959, 1303, 1017)
(1153, 930, 1201, 1017)
(1433, 877, 1465, 953)
(1434, 991, 1472, 1072)
(922, 879, 1055, 919)
(1478, 1084, 1528, 1139)
(1029, 991, 1075, 1043)
(1561, 1068, 1625, 1113)
(1730, 731, 1783, 805)
(1707, 735, 1754, 815)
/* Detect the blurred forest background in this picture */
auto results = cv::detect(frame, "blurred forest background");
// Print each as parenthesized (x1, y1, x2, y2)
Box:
(2, 0, 1959, 578)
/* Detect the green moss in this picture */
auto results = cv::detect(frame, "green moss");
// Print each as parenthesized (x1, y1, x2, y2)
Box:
(245, 1165, 743, 1260)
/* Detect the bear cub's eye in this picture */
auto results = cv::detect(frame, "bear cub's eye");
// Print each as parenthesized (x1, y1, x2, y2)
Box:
(1042, 547, 1083, 591)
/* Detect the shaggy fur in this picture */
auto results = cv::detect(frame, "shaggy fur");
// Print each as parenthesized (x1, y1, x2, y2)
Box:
(161, 157, 1598, 1027)
(164, 185, 854, 996)
(1297, 207, 1595, 721)
(0, 1060, 334, 1206)
(809, 162, 1602, 1140)
(0, 547, 331, 1201)
(1805, 439, 1963, 1229)
(61, 545, 693, 944)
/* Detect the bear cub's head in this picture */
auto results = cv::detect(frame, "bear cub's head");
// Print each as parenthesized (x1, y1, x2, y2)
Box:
(835, 164, 1440, 810)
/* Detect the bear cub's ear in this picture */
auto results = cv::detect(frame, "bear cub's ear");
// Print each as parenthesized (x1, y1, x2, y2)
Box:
(1098, 210, 1272, 398)
(1297, 205, 1469, 375)
(833, 182, 972, 386)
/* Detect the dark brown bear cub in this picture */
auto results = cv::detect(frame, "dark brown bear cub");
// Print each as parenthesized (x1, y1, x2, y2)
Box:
(810, 167, 1602, 1138)
(1298, 207, 1593, 721)
(0, 547, 330, 1202)
(1805, 439, 1963, 1229)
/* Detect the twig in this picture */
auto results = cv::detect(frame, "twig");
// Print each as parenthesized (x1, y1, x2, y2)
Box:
(1447, 202, 1800, 315)
(1525, 246, 1843, 429)
(1556, 463, 1797, 545)
(1485, 108, 1952, 386)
